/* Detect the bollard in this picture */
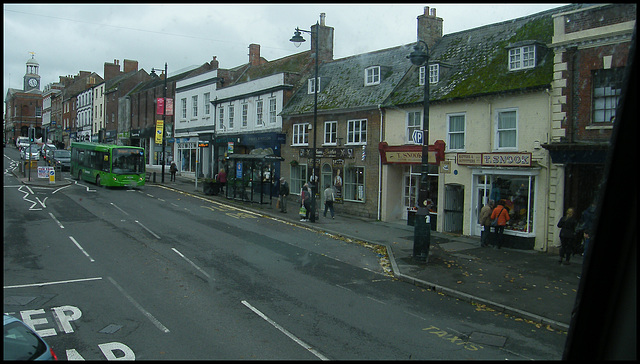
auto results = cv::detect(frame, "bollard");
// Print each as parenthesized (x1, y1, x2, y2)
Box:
(153, 172, 156, 183)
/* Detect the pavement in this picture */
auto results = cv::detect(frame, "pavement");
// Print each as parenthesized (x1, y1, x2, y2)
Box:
(16, 164, 584, 332)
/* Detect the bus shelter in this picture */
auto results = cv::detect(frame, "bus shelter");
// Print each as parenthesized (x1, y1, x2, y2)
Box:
(225, 151, 284, 204)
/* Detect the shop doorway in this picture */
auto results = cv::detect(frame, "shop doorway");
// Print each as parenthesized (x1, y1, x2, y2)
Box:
(444, 184, 464, 233)
(402, 168, 419, 219)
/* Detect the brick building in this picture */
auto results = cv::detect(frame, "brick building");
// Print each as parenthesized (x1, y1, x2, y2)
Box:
(544, 3, 636, 248)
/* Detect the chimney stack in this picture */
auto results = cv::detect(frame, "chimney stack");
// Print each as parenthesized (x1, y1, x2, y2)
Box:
(311, 13, 334, 62)
(210, 56, 219, 70)
(104, 59, 121, 81)
(123, 59, 138, 73)
(417, 6, 443, 49)
(249, 44, 262, 66)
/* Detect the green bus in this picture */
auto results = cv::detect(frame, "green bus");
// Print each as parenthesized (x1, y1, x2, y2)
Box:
(70, 142, 146, 187)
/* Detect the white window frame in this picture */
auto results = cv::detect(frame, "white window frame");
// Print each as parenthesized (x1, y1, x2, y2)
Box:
(365, 66, 380, 86)
(308, 77, 321, 94)
(446, 113, 466, 151)
(509, 45, 536, 71)
(292, 123, 309, 146)
(269, 98, 277, 124)
(204, 92, 210, 115)
(324, 121, 337, 145)
(228, 104, 234, 129)
(181, 98, 187, 119)
(218, 106, 225, 131)
(495, 108, 518, 150)
(419, 64, 439, 85)
(407, 111, 422, 144)
(192, 95, 198, 118)
(256, 99, 264, 126)
(241, 103, 248, 128)
(344, 166, 365, 202)
(347, 119, 367, 145)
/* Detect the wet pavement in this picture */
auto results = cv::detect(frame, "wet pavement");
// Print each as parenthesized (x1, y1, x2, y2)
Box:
(17, 166, 584, 331)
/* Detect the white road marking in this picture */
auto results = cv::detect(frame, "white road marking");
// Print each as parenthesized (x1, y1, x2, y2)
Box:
(241, 300, 329, 361)
(134, 220, 161, 239)
(49, 212, 64, 229)
(107, 277, 170, 333)
(171, 248, 211, 279)
(4, 277, 102, 289)
(110, 202, 129, 215)
(69, 236, 95, 262)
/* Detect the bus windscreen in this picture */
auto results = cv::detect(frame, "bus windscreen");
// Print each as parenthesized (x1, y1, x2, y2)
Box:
(112, 148, 145, 174)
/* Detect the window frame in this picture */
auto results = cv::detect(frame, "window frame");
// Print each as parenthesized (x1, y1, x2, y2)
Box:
(495, 108, 518, 151)
(292, 123, 310, 146)
(256, 98, 264, 126)
(204, 92, 210, 115)
(344, 165, 365, 202)
(228, 104, 234, 129)
(191, 95, 198, 118)
(269, 98, 277, 124)
(419, 64, 440, 85)
(592, 68, 623, 124)
(218, 105, 224, 131)
(447, 112, 466, 151)
(365, 66, 380, 86)
(347, 119, 367, 145)
(324, 120, 337, 145)
(508, 45, 536, 71)
(241, 103, 248, 128)
(407, 111, 422, 144)
(181, 98, 187, 119)
(307, 77, 321, 94)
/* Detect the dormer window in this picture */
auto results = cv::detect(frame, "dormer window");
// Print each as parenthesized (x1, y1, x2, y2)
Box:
(365, 66, 380, 86)
(508, 45, 536, 71)
(308, 77, 321, 94)
(419, 64, 440, 85)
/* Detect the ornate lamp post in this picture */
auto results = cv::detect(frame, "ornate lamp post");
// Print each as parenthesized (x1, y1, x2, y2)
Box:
(408, 40, 431, 262)
(290, 24, 319, 222)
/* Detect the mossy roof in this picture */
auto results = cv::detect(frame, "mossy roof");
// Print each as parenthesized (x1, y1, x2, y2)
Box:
(281, 44, 415, 116)
(385, 4, 586, 107)
(231, 51, 314, 85)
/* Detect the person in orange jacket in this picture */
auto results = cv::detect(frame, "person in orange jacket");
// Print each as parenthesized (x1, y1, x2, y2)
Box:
(491, 200, 510, 249)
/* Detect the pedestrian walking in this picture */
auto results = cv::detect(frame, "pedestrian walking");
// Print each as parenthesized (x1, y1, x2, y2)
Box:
(278, 177, 289, 213)
(169, 162, 177, 182)
(557, 207, 578, 265)
(216, 168, 227, 194)
(479, 200, 495, 247)
(300, 183, 312, 221)
(577, 202, 596, 259)
(323, 185, 336, 219)
(491, 200, 510, 249)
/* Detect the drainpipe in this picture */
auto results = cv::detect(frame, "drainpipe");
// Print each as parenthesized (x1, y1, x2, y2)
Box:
(377, 104, 384, 221)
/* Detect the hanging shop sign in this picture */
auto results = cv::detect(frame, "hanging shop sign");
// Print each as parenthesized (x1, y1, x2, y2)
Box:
(377, 140, 445, 165)
(456, 152, 532, 167)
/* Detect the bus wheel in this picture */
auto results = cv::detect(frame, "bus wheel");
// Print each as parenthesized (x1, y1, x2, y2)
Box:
(77, 170, 82, 181)
(96, 175, 102, 187)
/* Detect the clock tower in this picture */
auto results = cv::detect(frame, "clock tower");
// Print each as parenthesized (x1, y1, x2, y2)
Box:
(23, 52, 41, 91)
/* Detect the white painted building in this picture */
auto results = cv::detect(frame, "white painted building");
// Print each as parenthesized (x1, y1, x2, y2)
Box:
(92, 82, 105, 142)
(76, 88, 93, 142)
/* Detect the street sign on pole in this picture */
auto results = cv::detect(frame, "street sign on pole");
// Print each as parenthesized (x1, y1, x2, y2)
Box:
(412, 130, 424, 145)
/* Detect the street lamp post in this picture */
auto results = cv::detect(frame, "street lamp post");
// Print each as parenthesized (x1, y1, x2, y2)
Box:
(290, 24, 319, 223)
(151, 63, 168, 183)
(408, 40, 431, 263)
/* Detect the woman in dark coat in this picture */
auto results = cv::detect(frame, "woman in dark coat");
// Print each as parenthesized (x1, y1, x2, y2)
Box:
(557, 207, 578, 265)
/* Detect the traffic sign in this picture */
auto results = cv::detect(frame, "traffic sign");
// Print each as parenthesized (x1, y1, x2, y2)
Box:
(412, 130, 424, 144)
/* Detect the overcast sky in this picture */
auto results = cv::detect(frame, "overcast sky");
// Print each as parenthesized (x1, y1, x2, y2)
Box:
(4, 3, 568, 105)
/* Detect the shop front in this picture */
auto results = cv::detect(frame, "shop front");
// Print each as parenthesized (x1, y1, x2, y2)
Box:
(378, 140, 445, 227)
(458, 152, 539, 250)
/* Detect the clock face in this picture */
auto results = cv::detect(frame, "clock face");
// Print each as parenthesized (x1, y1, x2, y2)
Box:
(28, 78, 38, 87)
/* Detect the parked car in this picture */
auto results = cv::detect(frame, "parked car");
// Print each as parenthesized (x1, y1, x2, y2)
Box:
(21, 145, 40, 161)
(16, 136, 30, 150)
(41, 143, 56, 160)
(3, 314, 58, 360)
(50, 149, 71, 171)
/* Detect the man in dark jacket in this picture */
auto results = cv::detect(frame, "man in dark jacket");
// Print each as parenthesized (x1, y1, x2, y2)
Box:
(278, 177, 289, 213)
(557, 207, 578, 265)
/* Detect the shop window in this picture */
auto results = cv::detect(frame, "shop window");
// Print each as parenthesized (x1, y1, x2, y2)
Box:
(344, 166, 365, 202)
(290, 164, 307, 195)
(487, 175, 535, 233)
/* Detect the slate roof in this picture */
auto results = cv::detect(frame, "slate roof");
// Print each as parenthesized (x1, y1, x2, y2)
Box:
(281, 44, 415, 116)
(230, 51, 313, 86)
(386, 3, 587, 107)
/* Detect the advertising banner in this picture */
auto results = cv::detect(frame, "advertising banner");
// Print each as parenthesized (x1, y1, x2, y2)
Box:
(155, 120, 164, 144)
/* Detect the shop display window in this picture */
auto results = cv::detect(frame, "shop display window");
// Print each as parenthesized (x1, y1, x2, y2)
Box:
(487, 175, 535, 233)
